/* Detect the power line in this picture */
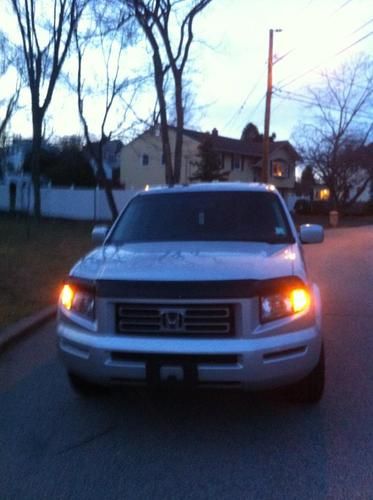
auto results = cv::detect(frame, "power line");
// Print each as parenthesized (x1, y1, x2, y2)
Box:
(277, 63, 326, 92)
(273, 87, 373, 120)
(273, 48, 295, 66)
(334, 0, 354, 14)
(224, 0, 317, 130)
(223, 67, 266, 129)
(227, 3, 372, 133)
(251, 93, 266, 116)
(273, 2, 373, 92)
(351, 17, 373, 35)
(227, 3, 373, 134)
(335, 30, 373, 57)
(231, 0, 315, 112)
(276, 29, 373, 92)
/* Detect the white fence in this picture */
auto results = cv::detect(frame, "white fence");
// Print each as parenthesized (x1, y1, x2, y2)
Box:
(0, 182, 137, 220)
(0, 182, 301, 220)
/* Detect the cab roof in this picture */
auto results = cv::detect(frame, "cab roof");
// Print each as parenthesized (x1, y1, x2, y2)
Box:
(139, 182, 278, 196)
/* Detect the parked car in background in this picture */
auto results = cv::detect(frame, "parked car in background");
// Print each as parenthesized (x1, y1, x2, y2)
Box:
(57, 182, 325, 403)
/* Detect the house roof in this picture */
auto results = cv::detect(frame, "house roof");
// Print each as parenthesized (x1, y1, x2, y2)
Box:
(171, 127, 301, 161)
(128, 125, 301, 162)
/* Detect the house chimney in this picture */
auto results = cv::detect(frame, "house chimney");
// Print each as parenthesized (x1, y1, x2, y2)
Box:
(212, 128, 218, 137)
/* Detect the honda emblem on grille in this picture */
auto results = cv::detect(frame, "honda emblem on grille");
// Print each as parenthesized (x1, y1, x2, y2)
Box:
(161, 310, 185, 332)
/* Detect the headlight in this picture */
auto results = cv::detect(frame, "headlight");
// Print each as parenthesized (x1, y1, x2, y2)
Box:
(59, 284, 95, 321)
(260, 287, 310, 323)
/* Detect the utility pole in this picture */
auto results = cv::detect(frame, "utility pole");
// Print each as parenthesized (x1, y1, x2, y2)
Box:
(262, 29, 281, 183)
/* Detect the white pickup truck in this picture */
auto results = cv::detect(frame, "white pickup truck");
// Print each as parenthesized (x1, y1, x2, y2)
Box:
(57, 182, 325, 403)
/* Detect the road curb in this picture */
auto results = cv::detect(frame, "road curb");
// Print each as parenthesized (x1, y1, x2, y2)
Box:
(0, 306, 57, 353)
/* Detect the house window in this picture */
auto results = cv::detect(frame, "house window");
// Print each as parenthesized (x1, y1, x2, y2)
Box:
(315, 188, 330, 201)
(142, 154, 149, 166)
(231, 154, 240, 170)
(271, 159, 289, 178)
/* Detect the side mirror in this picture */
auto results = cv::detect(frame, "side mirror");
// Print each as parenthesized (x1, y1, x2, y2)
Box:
(92, 225, 109, 245)
(299, 224, 324, 244)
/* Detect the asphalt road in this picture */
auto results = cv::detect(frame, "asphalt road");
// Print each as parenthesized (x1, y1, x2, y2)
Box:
(1, 226, 373, 500)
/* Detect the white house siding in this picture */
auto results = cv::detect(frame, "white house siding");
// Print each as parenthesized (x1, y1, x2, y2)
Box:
(221, 155, 256, 183)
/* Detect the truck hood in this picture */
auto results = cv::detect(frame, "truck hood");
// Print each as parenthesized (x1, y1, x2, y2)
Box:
(70, 241, 304, 282)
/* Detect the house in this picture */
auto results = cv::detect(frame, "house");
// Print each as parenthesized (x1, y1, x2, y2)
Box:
(84, 139, 124, 187)
(0, 137, 33, 176)
(120, 126, 301, 200)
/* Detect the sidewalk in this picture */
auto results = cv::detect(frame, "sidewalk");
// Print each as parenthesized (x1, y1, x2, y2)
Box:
(0, 306, 56, 352)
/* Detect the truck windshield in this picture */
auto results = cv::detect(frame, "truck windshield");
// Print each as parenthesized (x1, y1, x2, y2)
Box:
(109, 191, 294, 244)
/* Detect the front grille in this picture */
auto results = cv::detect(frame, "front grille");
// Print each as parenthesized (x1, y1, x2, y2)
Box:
(116, 303, 235, 337)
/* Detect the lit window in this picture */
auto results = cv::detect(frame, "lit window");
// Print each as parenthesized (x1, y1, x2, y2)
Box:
(271, 159, 289, 178)
(142, 154, 149, 166)
(320, 188, 330, 200)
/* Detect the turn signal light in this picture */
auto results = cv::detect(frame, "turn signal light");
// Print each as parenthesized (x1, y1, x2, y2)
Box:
(60, 284, 74, 310)
(260, 286, 311, 323)
(59, 283, 95, 321)
(291, 288, 310, 313)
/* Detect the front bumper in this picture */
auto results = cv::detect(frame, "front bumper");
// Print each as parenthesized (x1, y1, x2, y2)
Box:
(57, 321, 322, 391)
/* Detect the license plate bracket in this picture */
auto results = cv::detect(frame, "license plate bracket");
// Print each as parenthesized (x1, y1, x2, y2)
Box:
(146, 357, 198, 387)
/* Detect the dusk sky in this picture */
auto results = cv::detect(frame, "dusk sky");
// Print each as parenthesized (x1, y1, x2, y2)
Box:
(2, 0, 373, 143)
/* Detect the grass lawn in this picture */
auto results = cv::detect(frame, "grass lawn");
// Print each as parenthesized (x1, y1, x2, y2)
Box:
(0, 213, 96, 330)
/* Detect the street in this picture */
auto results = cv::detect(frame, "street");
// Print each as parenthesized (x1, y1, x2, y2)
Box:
(1, 226, 373, 499)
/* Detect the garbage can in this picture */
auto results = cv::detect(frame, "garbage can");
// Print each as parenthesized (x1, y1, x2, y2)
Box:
(329, 210, 339, 227)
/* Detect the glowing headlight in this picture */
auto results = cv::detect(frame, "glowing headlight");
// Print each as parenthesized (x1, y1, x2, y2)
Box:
(260, 287, 310, 323)
(60, 284, 95, 321)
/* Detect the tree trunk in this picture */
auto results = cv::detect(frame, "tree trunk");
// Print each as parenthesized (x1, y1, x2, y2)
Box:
(153, 53, 173, 185)
(104, 183, 118, 220)
(95, 143, 118, 220)
(173, 73, 184, 184)
(31, 115, 43, 218)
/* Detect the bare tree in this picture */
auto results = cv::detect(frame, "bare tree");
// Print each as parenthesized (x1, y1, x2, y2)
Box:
(74, 8, 143, 220)
(295, 55, 373, 209)
(11, 0, 86, 217)
(0, 31, 21, 151)
(0, 88, 21, 149)
(127, 0, 212, 185)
